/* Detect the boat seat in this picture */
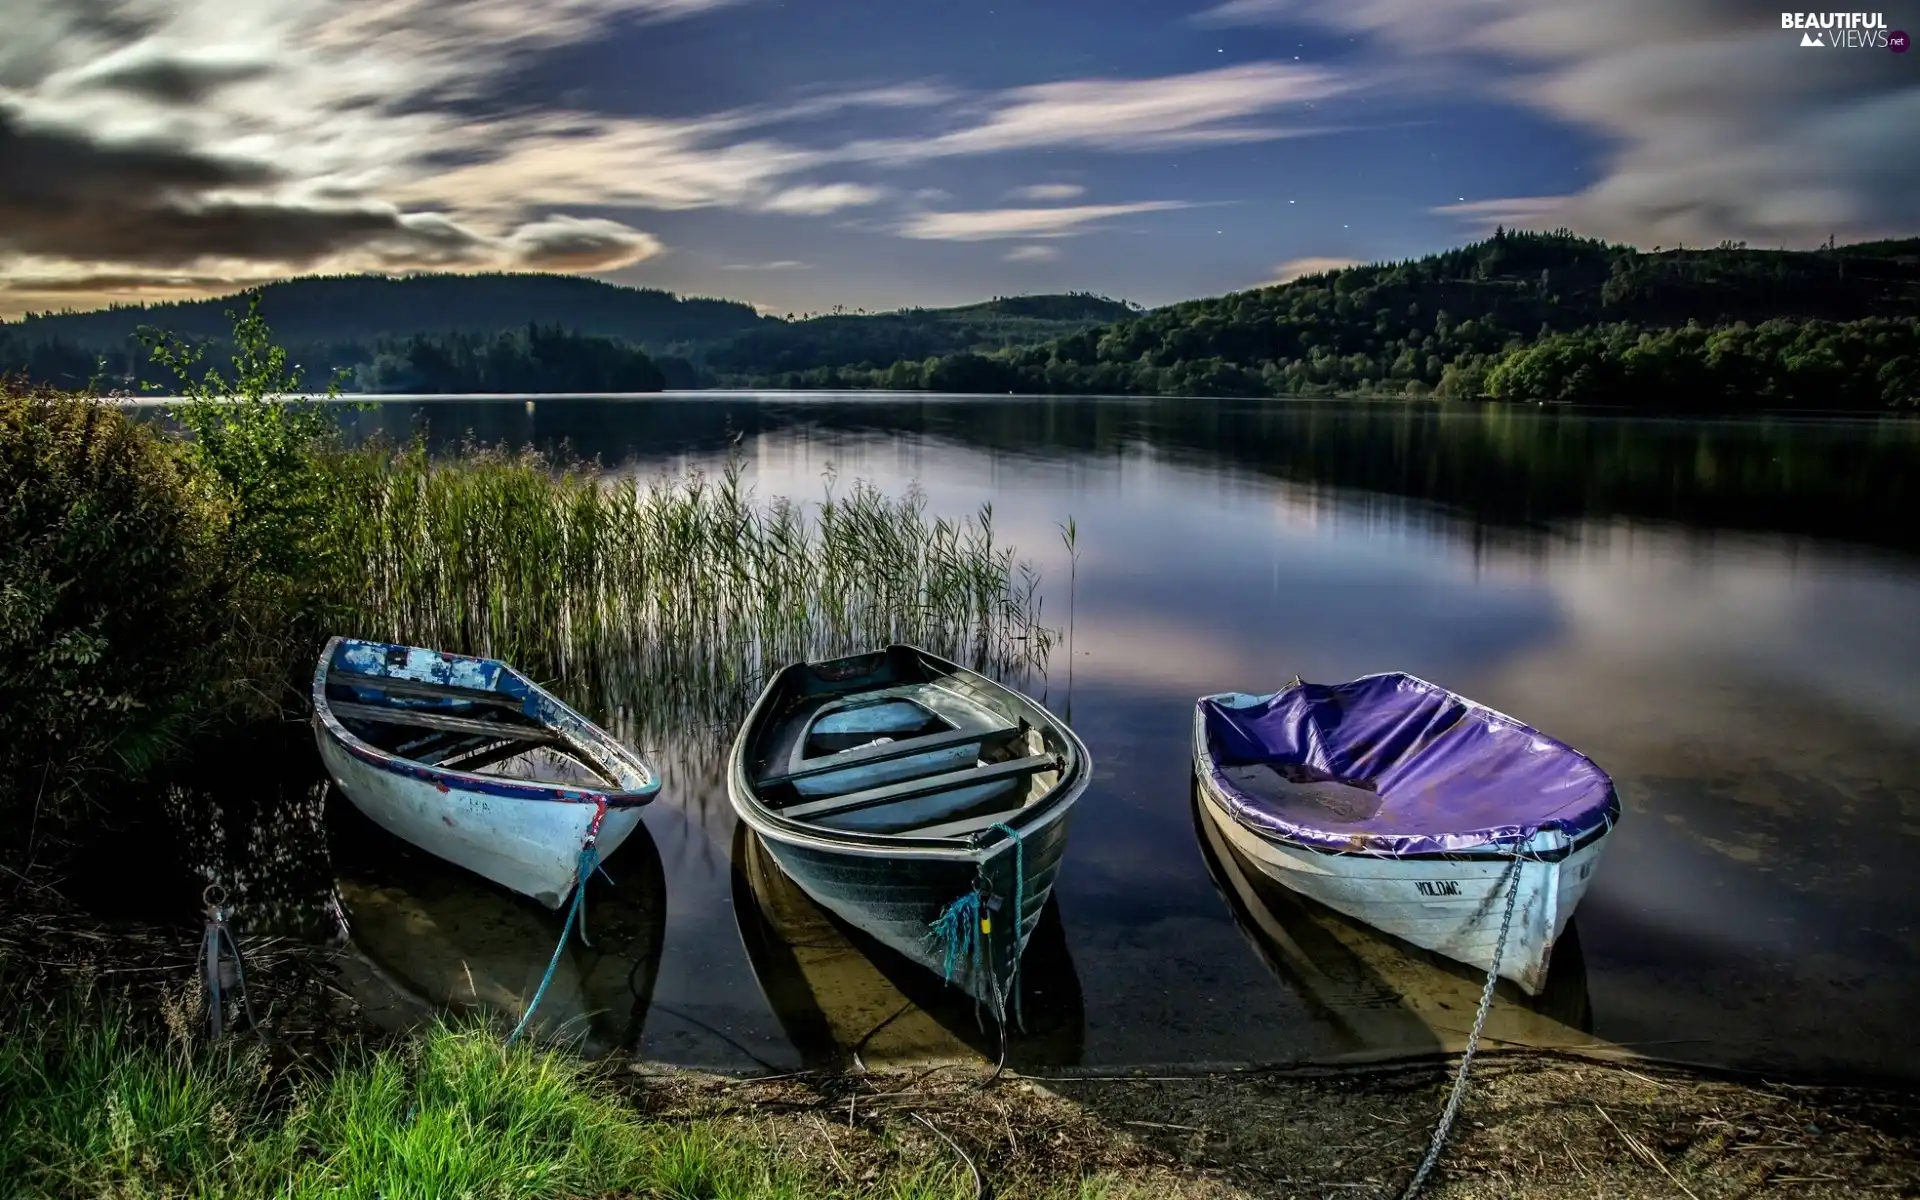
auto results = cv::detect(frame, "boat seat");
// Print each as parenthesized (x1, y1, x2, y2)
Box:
(779, 753, 1062, 823)
(328, 700, 557, 743)
(901, 805, 1034, 840)
(327, 669, 523, 712)
(760, 722, 1027, 788)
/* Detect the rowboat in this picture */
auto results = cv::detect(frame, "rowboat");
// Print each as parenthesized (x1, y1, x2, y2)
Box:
(313, 636, 661, 907)
(727, 645, 1090, 1015)
(1192, 672, 1618, 996)
(1192, 779, 1595, 1057)
(731, 821, 1084, 1068)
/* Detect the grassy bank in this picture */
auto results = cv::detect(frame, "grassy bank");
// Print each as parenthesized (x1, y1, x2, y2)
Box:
(3, 921, 1916, 1200)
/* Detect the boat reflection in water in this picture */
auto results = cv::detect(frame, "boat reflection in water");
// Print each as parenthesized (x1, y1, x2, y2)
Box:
(330, 795, 668, 1056)
(732, 823, 1084, 1069)
(1192, 780, 1597, 1057)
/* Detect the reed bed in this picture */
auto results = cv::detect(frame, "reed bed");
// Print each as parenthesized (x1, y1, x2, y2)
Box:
(324, 443, 1055, 756)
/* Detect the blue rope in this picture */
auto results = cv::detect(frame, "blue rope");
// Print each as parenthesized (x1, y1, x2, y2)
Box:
(507, 842, 599, 1046)
(927, 889, 984, 986)
(989, 822, 1027, 1032)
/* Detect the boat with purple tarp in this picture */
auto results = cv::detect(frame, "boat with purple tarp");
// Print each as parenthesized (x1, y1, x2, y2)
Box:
(1191, 672, 1618, 995)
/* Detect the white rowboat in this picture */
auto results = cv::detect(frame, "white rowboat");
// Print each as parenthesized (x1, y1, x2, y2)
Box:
(313, 637, 661, 907)
(1192, 673, 1618, 995)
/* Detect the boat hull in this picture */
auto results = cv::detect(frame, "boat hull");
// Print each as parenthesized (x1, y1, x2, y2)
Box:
(743, 801, 1074, 1005)
(733, 823, 1085, 1067)
(318, 731, 644, 909)
(1193, 763, 1608, 996)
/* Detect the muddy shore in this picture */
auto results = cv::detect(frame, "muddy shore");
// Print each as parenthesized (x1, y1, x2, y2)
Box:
(5, 893, 1917, 1200)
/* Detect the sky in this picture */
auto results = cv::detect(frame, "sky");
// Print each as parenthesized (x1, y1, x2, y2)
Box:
(2, 0, 1917, 318)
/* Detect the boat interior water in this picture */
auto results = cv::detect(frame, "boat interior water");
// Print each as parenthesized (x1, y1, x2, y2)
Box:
(748, 652, 1070, 837)
(324, 645, 618, 788)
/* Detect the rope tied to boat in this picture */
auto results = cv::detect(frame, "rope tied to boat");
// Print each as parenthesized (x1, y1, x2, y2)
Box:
(508, 799, 608, 1046)
(199, 884, 255, 1041)
(924, 821, 1031, 1046)
(987, 822, 1027, 1035)
(1399, 851, 1526, 1200)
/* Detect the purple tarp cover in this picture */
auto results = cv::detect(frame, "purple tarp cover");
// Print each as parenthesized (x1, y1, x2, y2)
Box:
(1197, 672, 1618, 857)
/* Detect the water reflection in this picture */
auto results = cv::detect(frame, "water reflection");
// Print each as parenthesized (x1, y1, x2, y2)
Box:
(333, 394, 1920, 556)
(731, 822, 1084, 1069)
(332, 798, 668, 1056)
(215, 395, 1920, 1079)
(1191, 781, 1597, 1057)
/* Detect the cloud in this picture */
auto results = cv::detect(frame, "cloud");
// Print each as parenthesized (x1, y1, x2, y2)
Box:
(760, 182, 890, 215)
(843, 63, 1349, 163)
(1007, 183, 1086, 201)
(1428, 197, 1573, 234)
(1261, 255, 1361, 285)
(1003, 244, 1062, 262)
(897, 201, 1192, 241)
(720, 259, 811, 270)
(501, 215, 662, 269)
(0, 0, 1351, 314)
(1195, 0, 1920, 247)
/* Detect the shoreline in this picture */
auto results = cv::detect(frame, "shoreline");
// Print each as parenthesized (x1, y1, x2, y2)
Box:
(7, 897, 1918, 1198)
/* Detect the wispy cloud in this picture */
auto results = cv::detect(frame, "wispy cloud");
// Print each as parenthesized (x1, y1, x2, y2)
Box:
(1006, 183, 1087, 202)
(1261, 255, 1361, 285)
(1003, 244, 1063, 262)
(1196, 0, 1920, 248)
(0, 0, 1351, 315)
(720, 259, 812, 270)
(897, 201, 1191, 241)
(843, 63, 1349, 163)
(1429, 197, 1571, 234)
(760, 182, 890, 215)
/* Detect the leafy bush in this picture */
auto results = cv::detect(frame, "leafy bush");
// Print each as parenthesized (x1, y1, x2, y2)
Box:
(1, 293, 349, 854)
(0, 381, 224, 832)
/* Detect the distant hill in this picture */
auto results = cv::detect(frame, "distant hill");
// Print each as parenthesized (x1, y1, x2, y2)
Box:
(0, 277, 1142, 391)
(6, 237, 1917, 408)
(5, 273, 771, 350)
(741, 232, 1920, 410)
(702, 293, 1140, 376)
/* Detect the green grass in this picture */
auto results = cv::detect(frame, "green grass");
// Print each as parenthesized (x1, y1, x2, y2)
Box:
(0, 1005, 972, 1200)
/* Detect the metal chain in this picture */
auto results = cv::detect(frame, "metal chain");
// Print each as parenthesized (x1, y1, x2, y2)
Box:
(1400, 854, 1525, 1200)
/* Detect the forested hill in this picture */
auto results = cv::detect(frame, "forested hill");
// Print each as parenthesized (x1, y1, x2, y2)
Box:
(5, 236, 1918, 407)
(702, 292, 1139, 375)
(747, 232, 1920, 410)
(5, 273, 771, 349)
(0, 282, 1141, 393)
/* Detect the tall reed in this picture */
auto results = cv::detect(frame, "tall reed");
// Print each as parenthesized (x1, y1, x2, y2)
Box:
(324, 442, 1054, 765)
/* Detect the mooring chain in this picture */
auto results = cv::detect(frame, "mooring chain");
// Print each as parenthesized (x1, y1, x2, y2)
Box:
(1400, 852, 1525, 1200)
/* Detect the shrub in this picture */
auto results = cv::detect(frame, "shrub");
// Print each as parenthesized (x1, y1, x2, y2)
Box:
(0, 380, 225, 839)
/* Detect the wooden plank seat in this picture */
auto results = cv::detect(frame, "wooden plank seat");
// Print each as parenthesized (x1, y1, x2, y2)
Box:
(759, 722, 1028, 788)
(328, 669, 523, 712)
(779, 753, 1062, 823)
(902, 806, 1036, 839)
(328, 700, 557, 743)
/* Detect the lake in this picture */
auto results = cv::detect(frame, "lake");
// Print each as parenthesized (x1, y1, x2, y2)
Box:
(322, 393, 1920, 1081)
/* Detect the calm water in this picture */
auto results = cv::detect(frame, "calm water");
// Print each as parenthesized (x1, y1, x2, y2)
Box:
(322, 394, 1920, 1080)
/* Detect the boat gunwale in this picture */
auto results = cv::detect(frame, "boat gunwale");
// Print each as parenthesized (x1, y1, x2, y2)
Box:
(1192, 683, 1619, 865)
(729, 645, 1091, 861)
(313, 635, 662, 807)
